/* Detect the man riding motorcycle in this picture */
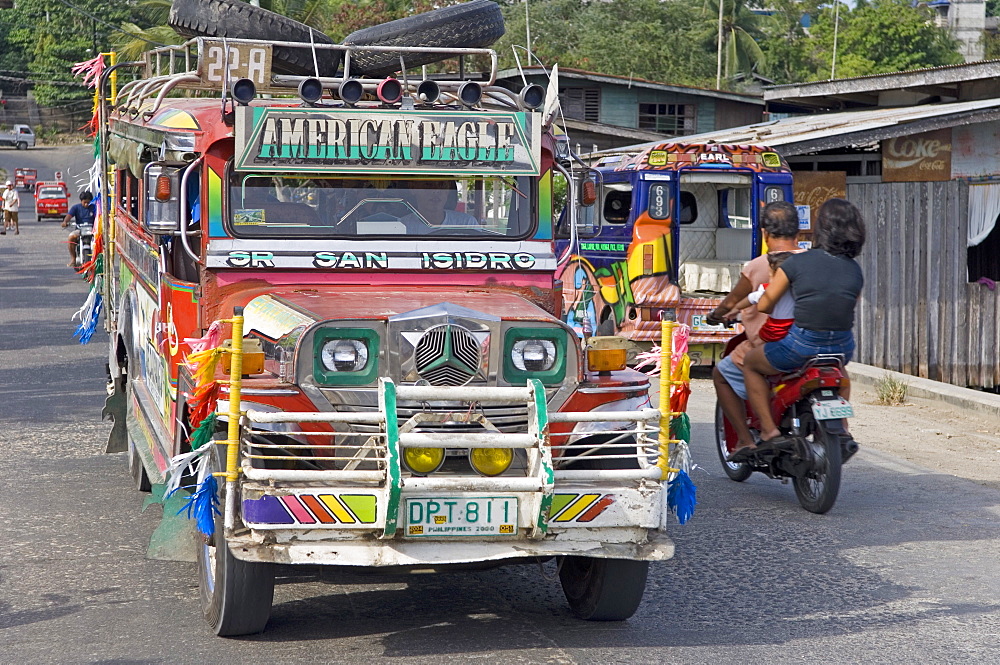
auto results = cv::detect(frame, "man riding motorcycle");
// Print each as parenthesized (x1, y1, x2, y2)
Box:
(705, 201, 803, 453)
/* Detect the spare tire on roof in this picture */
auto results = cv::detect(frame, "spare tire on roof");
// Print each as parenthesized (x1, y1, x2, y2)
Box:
(169, 0, 342, 78)
(344, 0, 505, 79)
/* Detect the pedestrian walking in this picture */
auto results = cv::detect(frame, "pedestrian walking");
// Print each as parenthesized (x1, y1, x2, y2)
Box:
(2, 180, 19, 235)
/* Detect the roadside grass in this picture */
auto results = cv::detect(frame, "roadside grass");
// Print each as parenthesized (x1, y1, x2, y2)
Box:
(875, 373, 909, 406)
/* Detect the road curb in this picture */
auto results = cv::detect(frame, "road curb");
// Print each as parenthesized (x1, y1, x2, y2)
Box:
(849, 363, 1000, 418)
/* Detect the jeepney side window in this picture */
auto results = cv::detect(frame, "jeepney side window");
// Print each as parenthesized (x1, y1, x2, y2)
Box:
(719, 185, 752, 229)
(602, 187, 632, 224)
(116, 168, 140, 221)
(679, 191, 698, 224)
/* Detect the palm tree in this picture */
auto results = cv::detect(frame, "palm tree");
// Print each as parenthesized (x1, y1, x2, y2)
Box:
(701, 0, 765, 88)
(112, 0, 182, 62)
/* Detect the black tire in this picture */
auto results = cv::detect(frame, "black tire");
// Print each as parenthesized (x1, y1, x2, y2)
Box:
(559, 556, 648, 620)
(169, 0, 342, 77)
(793, 419, 843, 514)
(715, 402, 751, 482)
(344, 0, 505, 78)
(198, 446, 275, 636)
(126, 381, 152, 492)
(16, 141, 26, 150)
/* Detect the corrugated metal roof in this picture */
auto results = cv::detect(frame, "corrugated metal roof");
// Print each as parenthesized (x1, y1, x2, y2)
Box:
(591, 99, 1000, 157)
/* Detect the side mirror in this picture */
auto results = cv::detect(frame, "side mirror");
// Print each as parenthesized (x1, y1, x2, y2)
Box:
(144, 163, 183, 234)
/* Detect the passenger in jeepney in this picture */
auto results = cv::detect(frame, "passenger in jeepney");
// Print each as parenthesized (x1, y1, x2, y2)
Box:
(399, 179, 478, 232)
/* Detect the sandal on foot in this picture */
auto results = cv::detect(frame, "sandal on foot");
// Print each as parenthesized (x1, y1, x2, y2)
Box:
(726, 444, 756, 463)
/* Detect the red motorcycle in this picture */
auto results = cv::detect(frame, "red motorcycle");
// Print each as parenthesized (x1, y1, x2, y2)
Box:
(715, 333, 858, 514)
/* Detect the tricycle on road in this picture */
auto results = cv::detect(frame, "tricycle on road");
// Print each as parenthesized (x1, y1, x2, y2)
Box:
(14, 167, 37, 191)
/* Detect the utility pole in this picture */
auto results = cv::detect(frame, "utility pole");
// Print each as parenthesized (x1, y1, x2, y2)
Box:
(716, 0, 724, 89)
(831, 0, 840, 80)
(525, 0, 532, 67)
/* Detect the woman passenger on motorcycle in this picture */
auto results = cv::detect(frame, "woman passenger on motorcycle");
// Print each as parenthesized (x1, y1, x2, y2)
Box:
(738, 198, 866, 451)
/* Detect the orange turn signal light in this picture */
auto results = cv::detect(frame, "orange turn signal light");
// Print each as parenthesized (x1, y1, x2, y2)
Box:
(155, 175, 172, 202)
(586, 336, 629, 372)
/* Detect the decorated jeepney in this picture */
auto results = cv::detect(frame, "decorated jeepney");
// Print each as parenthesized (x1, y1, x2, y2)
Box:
(81, 35, 695, 637)
(557, 143, 794, 365)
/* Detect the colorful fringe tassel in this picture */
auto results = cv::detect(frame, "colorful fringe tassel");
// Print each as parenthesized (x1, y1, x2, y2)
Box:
(179, 473, 221, 538)
(72, 290, 103, 344)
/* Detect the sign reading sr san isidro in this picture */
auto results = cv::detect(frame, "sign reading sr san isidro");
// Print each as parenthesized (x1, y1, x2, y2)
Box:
(235, 107, 541, 175)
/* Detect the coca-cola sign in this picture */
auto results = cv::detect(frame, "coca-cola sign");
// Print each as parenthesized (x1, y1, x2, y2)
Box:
(882, 129, 952, 182)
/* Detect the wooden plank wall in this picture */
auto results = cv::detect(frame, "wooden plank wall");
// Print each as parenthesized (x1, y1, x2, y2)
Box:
(848, 180, 1000, 388)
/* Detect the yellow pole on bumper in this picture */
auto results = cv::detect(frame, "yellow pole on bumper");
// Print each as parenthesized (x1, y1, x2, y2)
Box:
(657, 318, 683, 480)
(224, 308, 244, 483)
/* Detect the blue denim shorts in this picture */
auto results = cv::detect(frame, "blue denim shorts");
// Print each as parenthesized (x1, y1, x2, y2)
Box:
(716, 354, 748, 400)
(763, 325, 854, 373)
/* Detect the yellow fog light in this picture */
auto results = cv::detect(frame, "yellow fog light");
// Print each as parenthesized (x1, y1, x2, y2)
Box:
(586, 335, 629, 373)
(403, 447, 445, 475)
(469, 447, 514, 476)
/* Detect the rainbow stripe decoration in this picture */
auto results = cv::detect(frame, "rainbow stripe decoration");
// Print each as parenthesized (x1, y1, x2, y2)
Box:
(243, 493, 379, 526)
(548, 493, 615, 523)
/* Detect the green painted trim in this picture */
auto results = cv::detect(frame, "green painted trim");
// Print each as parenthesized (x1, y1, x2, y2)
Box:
(503, 328, 567, 385)
(340, 494, 378, 524)
(381, 379, 401, 537)
(313, 328, 379, 386)
(530, 379, 554, 534)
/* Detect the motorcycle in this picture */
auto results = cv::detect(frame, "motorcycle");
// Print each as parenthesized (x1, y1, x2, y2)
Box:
(715, 332, 858, 514)
(75, 224, 94, 267)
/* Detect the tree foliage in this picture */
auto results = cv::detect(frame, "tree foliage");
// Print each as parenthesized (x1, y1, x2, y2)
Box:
(0, 0, 967, 107)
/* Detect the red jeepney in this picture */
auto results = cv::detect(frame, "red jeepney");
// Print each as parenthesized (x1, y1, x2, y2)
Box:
(34, 181, 68, 221)
(14, 167, 37, 191)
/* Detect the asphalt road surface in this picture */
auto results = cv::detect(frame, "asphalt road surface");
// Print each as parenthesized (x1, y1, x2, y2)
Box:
(2, 145, 999, 664)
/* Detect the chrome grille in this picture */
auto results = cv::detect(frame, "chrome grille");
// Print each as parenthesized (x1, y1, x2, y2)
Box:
(350, 403, 529, 434)
(414, 324, 481, 386)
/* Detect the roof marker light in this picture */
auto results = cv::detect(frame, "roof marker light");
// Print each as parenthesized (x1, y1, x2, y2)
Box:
(231, 78, 256, 106)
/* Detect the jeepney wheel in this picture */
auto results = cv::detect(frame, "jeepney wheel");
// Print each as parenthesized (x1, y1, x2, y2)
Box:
(125, 378, 152, 492)
(558, 556, 648, 621)
(198, 446, 275, 637)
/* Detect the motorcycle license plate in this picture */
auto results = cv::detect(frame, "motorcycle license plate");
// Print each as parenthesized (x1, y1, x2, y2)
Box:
(404, 497, 517, 537)
(812, 398, 854, 420)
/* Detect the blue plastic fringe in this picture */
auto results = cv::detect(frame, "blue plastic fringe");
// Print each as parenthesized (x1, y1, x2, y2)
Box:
(178, 473, 221, 537)
(73, 292, 103, 345)
(667, 469, 697, 525)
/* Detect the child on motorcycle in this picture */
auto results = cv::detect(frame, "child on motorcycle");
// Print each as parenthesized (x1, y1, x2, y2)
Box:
(739, 198, 866, 453)
(728, 251, 795, 343)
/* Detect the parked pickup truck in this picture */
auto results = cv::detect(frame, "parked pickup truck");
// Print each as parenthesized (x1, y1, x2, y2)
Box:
(0, 124, 35, 150)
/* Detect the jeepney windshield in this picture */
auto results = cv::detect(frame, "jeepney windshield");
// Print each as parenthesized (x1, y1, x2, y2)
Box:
(228, 173, 534, 239)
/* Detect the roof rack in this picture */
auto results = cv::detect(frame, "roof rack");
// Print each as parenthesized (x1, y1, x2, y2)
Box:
(114, 37, 535, 119)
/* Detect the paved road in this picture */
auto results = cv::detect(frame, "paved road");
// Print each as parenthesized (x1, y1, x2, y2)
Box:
(2, 145, 999, 664)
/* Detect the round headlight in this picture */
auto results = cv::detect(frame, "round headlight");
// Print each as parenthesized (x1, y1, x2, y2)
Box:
(403, 447, 445, 475)
(469, 447, 514, 476)
(511, 339, 556, 372)
(321, 338, 369, 372)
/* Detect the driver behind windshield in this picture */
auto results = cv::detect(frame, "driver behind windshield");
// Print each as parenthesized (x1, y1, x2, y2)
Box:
(399, 179, 478, 232)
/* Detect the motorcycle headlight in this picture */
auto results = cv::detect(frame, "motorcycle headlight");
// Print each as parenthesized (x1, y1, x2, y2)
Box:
(503, 327, 567, 384)
(313, 328, 379, 385)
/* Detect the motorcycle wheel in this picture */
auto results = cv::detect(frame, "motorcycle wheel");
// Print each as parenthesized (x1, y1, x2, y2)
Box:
(715, 402, 752, 482)
(793, 418, 843, 514)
